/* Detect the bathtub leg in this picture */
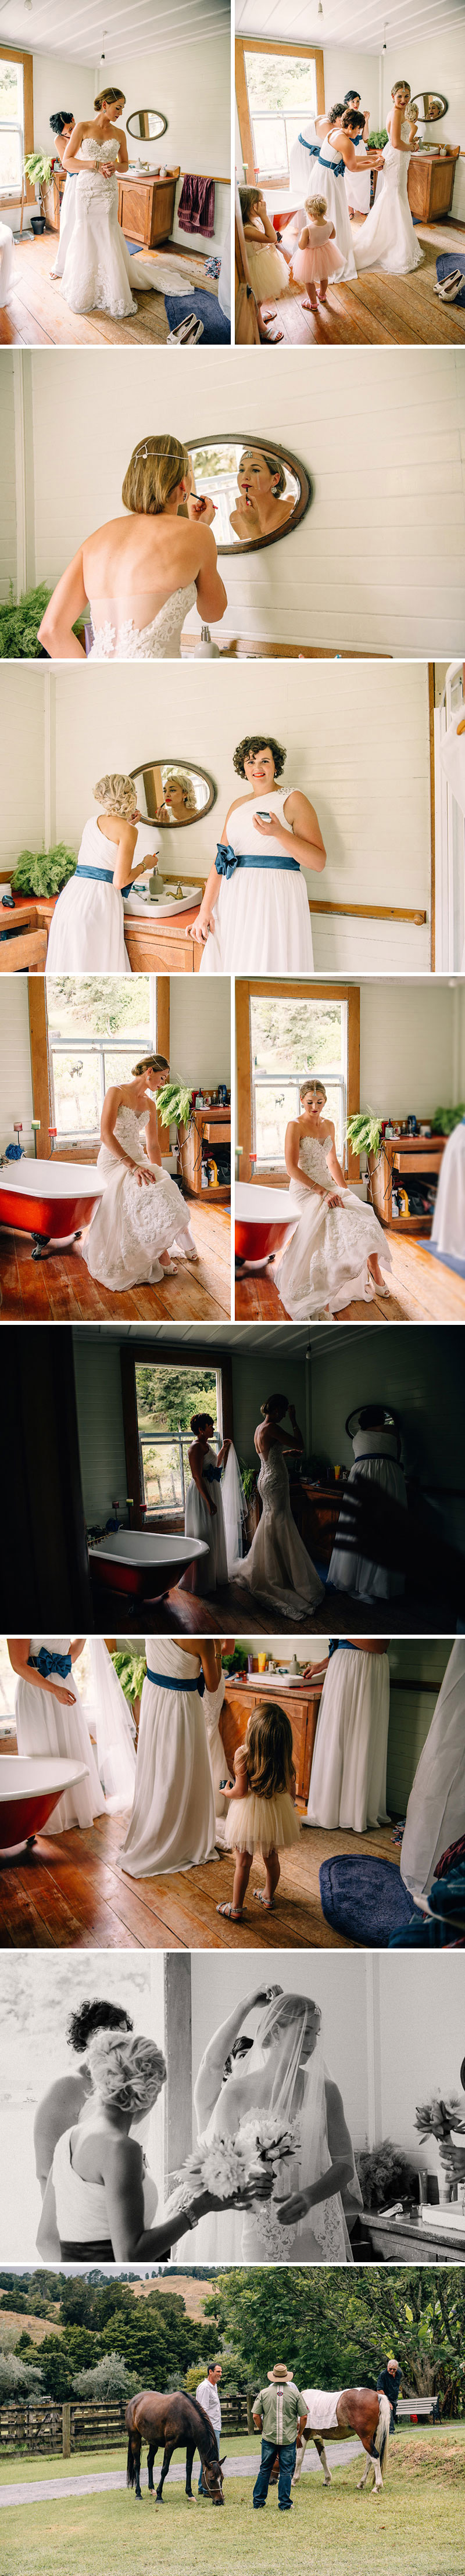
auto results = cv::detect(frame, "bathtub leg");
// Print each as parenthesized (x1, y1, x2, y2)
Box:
(31, 1229, 83, 1261)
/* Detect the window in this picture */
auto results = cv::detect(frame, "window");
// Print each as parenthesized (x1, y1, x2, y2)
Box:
(45, 976, 155, 1145)
(236, 40, 324, 192)
(135, 1362, 221, 1517)
(249, 991, 346, 1169)
(0, 55, 24, 193)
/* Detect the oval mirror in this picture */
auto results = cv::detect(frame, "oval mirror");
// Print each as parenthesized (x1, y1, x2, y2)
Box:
(409, 91, 448, 123)
(185, 438, 312, 553)
(127, 108, 168, 141)
(130, 760, 216, 826)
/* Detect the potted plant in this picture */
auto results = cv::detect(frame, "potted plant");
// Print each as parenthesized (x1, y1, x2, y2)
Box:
(431, 1104, 465, 1135)
(356, 2139, 420, 2210)
(157, 1080, 193, 1141)
(12, 844, 77, 898)
(24, 151, 53, 232)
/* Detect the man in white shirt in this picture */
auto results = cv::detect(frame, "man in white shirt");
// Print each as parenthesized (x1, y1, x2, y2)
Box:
(196, 2363, 222, 2495)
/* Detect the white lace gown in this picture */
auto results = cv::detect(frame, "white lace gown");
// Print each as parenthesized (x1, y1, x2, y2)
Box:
(45, 816, 130, 973)
(328, 1428, 407, 1600)
(15, 1638, 106, 1832)
(306, 1643, 390, 1831)
(199, 788, 314, 977)
(118, 1639, 217, 1877)
(51, 174, 77, 277)
(432, 1123, 465, 1260)
(181, 1452, 229, 1595)
(355, 141, 423, 274)
(237, 1445, 324, 1620)
(59, 137, 195, 317)
(274, 1134, 392, 1320)
(88, 581, 196, 663)
(81, 1105, 194, 1290)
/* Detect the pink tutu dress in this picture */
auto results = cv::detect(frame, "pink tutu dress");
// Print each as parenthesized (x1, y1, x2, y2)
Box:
(292, 216, 345, 287)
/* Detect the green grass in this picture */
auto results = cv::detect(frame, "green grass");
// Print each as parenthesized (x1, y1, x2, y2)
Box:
(0, 2434, 464, 2576)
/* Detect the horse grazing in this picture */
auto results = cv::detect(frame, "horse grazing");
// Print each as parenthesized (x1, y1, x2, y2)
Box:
(126, 2391, 226, 2506)
(292, 2387, 391, 2496)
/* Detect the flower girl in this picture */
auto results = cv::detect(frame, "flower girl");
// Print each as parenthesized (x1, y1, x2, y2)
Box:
(217, 1700, 301, 1921)
(292, 193, 345, 310)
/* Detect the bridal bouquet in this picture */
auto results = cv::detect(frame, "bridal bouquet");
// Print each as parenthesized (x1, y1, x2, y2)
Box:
(415, 2094, 465, 2144)
(168, 2116, 301, 2215)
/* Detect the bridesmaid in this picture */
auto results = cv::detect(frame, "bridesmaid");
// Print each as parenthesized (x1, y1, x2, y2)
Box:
(302, 1639, 390, 1833)
(8, 1636, 105, 1830)
(45, 774, 148, 973)
(180, 1413, 231, 1595)
(203, 1639, 237, 1844)
(190, 733, 325, 976)
(49, 112, 77, 278)
(117, 1638, 220, 1876)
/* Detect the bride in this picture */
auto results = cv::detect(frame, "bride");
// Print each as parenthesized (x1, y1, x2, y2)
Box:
(355, 81, 423, 276)
(190, 733, 325, 975)
(59, 88, 195, 318)
(38, 434, 227, 663)
(274, 1079, 392, 1319)
(118, 1638, 220, 1878)
(81, 1053, 199, 1292)
(188, 1987, 357, 2262)
(237, 1393, 324, 1619)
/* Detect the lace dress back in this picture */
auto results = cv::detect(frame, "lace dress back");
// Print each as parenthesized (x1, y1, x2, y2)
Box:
(88, 583, 196, 661)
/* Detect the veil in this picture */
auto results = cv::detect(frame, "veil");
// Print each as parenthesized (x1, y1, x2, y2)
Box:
(85, 1640, 137, 1813)
(221, 1444, 248, 1577)
(213, 1993, 351, 2251)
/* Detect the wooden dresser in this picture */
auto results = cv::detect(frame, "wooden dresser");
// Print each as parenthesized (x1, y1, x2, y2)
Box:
(407, 149, 459, 223)
(178, 1102, 231, 1202)
(368, 1129, 446, 1235)
(117, 169, 179, 247)
(221, 1674, 324, 1805)
(290, 1480, 343, 1567)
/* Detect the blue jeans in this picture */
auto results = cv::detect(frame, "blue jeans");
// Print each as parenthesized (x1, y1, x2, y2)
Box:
(253, 2438, 296, 2509)
(198, 2426, 220, 2491)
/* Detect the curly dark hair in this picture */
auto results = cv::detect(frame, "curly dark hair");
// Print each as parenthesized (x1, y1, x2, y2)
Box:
(66, 1999, 134, 2054)
(342, 109, 365, 132)
(49, 110, 74, 133)
(233, 736, 286, 780)
(344, 89, 360, 106)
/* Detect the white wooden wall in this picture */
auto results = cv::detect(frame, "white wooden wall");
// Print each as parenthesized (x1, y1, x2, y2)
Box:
(104, 33, 231, 250)
(0, 668, 45, 869)
(0, 979, 33, 1153)
(0, 357, 17, 602)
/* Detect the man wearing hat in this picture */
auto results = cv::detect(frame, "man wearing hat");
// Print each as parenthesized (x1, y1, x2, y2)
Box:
(252, 2363, 307, 2511)
(377, 2355, 401, 2429)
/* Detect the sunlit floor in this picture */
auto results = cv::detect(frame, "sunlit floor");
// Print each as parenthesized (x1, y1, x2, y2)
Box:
(235, 1229, 465, 1324)
(255, 217, 465, 346)
(0, 227, 221, 347)
(0, 1199, 231, 1323)
(0, 1803, 399, 1950)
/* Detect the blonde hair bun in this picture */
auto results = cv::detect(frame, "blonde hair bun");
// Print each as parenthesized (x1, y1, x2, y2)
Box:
(94, 772, 137, 819)
(85, 2027, 166, 2116)
(122, 432, 190, 518)
(94, 86, 126, 110)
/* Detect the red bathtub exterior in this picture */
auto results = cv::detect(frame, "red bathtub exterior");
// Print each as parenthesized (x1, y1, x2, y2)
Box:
(0, 1185, 100, 1243)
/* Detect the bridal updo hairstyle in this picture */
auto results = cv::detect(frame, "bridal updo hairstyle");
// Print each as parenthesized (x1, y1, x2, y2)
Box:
(245, 1702, 295, 1798)
(94, 773, 137, 819)
(261, 1994, 322, 2052)
(122, 433, 190, 518)
(94, 87, 126, 110)
(131, 1054, 169, 1079)
(85, 2028, 166, 2116)
(300, 1079, 327, 1105)
(260, 1393, 288, 1421)
(233, 736, 286, 779)
(392, 80, 411, 99)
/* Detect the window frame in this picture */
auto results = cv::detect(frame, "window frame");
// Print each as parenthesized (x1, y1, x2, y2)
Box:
(0, 46, 34, 206)
(121, 1343, 234, 1531)
(28, 978, 169, 1162)
(235, 37, 324, 189)
(236, 979, 361, 1183)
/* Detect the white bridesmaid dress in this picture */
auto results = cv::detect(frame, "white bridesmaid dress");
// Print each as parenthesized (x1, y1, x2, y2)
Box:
(60, 137, 195, 318)
(400, 1640, 465, 1904)
(199, 788, 314, 977)
(181, 1449, 229, 1595)
(355, 138, 423, 275)
(306, 1642, 390, 1832)
(274, 1133, 391, 1319)
(313, 141, 357, 280)
(328, 1428, 407, 1600)
(118, 1639, 217, 1876)
(88, 582, 197, 664)
(51, 173, 77, 277)
(45, 818, 130, 973)
(81, 1105, 195, 1291)
(432, 1123, 465, 1261)
(203, 1669, 230, 1843)
(288, 120, 319, 207)
(15, 1639, 106, 1832)
(237, 1445, 324, 1620)
(345, 135, 371, 216)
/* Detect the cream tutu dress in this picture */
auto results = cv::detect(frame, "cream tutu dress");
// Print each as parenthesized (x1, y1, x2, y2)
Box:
(199, 787, 314, 977)
(292, 217, 345, 291)
(246, 231, 289, 302)
(224, 1768, 301, 1857)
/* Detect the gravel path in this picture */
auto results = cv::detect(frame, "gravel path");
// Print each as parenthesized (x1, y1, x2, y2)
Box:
(0, 2440, 360, 2509)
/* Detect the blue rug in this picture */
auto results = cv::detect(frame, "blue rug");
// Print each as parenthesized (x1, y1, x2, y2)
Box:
(164, 289, 230, 342)
(319, 1854, 423, 1946)
(426, 1242, 465, 1278)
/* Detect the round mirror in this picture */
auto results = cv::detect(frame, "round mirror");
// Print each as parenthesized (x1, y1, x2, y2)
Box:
(185, 438, 312, 553)
(127, 108, 168, 141)
(409, 91, 448, 123)
(130, 760, 216, 826)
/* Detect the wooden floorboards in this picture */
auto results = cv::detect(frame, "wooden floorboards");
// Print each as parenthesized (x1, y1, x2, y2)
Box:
(0, 231, 219, 347)
(88, 1575, 448, 1637)
(235, 1228, 465, 1324)
(0, 1804, 399, 1951)
(0, 1199, 231, 1322)
(262, 222, 465, 347)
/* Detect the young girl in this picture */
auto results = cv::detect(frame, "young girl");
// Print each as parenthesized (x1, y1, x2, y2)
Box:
(291, 192, 345, 310)
(239, 186, 290, 307)
(217, 1700, 301, 1921)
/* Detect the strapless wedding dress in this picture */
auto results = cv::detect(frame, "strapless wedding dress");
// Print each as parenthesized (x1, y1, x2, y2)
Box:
(81, 1106, 195, 1290)
(60, 137, 195, 317)
(237, 1445, 324, 1620)
(355, 141, 423, 275)
(274, 1133, 391, 1319)
(88, 582, 196, 661)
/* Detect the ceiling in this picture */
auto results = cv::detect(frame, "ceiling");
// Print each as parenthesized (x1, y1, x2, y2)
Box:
(235, 0, 465, 50)
(0, 0, 230, 65)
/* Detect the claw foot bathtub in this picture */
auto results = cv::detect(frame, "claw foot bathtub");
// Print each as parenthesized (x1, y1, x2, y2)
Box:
(235, 1181, 292, 1272)
(0, 1757, 90, 1855)
(88, 1530, 209, 1600)
(0, 1158, 103, 1257)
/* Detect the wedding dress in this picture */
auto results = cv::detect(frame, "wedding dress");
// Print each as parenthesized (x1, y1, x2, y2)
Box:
(400, 1640, 465, 1904)
(237, 1443, 324, 1620)
(328, 1428, 407, 1600)
(181, 1448, 229, 1595)
(306, 1642, 390, 1832)
(88, 582, 197, 664)
(51, 173, 77, 277)
(118, 1639, 217, 1876)
(59, 137, 195, 318)
(15, 1638, 106, 1832)
(45, 817, 130, 973)
(81, 1105, 195, 1290)
(432, 1122, 465, 1260)
(188, 1993, 354, 2264)
(274, 1134, 392, 1319)
(355, 138, 423, 275)
(199, 788, 314, 977)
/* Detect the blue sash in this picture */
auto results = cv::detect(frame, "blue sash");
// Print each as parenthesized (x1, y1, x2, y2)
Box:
(204, 1463, 222, 1482)
(75, 865, 130, 898)
(146, 1666, 205, 1697)
(28, 1649, 72, 1679)
(318, 149, 345, 179)
(351, 1452, 398, 1464)
(328, 1639, 360, 1657)
(215, 842, 299, 881)
(298, 134, 320, 158)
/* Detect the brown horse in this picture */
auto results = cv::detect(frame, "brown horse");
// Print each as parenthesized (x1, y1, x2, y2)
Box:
(126, 2390, 226, 2506)
(291, 2386, 391, 2496)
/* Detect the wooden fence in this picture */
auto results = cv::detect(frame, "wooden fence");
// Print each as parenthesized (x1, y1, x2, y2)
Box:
(0, 2392, 249, 2454)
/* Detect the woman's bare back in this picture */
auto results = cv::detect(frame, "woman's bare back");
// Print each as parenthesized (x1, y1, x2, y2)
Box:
(82, 511, 206, 617)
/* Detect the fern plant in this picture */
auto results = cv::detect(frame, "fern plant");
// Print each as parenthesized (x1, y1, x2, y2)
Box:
(157, 1081, 193, 1131)
(0, 582, 52, 661)
(24, 151, 53, 189)
(431, 1104, 465, 1136)
(111, 1649, 146, 1705)
(13, 844, 77, 897)
(346, 1109, 383, 1162)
